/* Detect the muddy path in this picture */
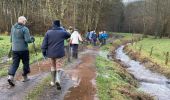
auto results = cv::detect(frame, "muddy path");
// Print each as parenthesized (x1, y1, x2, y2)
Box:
(0, 47, 98, 100)
(0, 59, 51, 100)
(39, 48, 99, 100)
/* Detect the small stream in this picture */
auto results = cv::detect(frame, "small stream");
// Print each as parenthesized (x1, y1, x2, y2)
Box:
(115, 45, 170, 100)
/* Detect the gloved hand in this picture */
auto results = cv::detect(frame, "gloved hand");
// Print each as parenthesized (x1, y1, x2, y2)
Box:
(30, 36, 35, 42)
(42, 51, 47, 59)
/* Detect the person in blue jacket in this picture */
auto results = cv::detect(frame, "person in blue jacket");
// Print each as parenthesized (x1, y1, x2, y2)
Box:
(8, 16, 35, 87)
(102, 31, 108, 45)
(98, 31, 103, 46)
(41, 20, 70, 88)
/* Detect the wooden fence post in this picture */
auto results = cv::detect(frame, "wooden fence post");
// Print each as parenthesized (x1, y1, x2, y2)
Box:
(165, 52, 169, 65)
(150, 46, 154, 56)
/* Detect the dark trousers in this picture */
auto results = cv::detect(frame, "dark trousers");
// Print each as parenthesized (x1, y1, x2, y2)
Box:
(101, 39, 106, 45)
(8, 50, 30, 76)
(71, 44, 78, 59)
(92, 39, 97, 46)
(65, 45, 71, 62)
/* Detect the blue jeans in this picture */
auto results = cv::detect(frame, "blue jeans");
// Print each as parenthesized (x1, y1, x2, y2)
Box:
(8, 50, 30, 76)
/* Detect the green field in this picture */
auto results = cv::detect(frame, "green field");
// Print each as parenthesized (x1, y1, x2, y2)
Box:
(129, 36, 170, 67)
(0, 36, 11, 58)
(0, 35, 43, 58)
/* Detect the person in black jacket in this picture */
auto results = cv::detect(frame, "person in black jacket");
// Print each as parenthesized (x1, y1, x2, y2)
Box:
(41, 20, 70, 88)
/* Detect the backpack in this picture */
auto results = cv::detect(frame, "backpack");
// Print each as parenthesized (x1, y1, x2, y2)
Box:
(92, 32, 97, 39)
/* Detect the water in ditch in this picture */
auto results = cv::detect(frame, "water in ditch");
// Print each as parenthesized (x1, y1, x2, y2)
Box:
(115, 45, 170, 100)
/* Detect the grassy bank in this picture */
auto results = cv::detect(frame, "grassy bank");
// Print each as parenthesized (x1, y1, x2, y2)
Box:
(96, 55, 153, 100)
(96, 33, 153, 100)
(126, 36, 170, 78)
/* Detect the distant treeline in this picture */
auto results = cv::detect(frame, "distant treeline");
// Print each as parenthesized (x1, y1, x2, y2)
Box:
(0, 0, 170, 38)
(0, 0, 123, 35)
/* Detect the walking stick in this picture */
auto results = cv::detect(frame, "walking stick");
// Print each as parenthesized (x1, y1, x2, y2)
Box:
(68, 44, 71, 62)
(8, 46, 12, 58)
(32, 41, 40, 67)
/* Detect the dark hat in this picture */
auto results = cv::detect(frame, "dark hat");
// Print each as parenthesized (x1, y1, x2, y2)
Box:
(53, 20, 60, 27)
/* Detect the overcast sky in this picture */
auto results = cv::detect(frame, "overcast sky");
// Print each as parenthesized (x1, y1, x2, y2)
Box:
(122, 0, 141, 3)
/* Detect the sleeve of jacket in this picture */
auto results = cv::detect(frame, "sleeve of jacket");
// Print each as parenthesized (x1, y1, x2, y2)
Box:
(78, 34, 83, 42)
(41, 33, 48, 52)
(64, 31, 71, 39)
(23, 27, 32, 43)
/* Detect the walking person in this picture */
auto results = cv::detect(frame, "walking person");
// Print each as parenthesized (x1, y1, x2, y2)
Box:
(103, 31, 108, 45)
(91, 30, 97, 46)
(7, 16, 35, 87)
(41, 20, 70, 89)
(89, 30, 94, 44)
(70, 28, 83, 59)
(65, 26, 73, 62)
(98, 31, 103, 46)
(85, 29, 90, 44)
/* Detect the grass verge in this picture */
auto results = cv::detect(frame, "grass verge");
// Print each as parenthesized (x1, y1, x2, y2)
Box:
(26, 75, 51, 100)
(96, 55, 153, 100)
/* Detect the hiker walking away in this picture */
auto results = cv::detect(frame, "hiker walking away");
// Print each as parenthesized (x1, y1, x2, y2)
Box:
(103, 31, 108, 45)
(98, 31, 103, 46)
(65, 26, 73, 62)
(91, 30, 97, 46)
(85, 29, 90, 44)
(41, 20, 70, 88)
(89, 30, 94, 44)
(70, 28, 83, 59)
(8, 16, 35, 86)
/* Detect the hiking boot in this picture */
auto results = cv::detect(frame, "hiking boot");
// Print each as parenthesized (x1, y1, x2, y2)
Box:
(50, 70, 56, 86)
(166, 81, 170, 84)
(55, 70, 62, 90)
(56, 82, 61, 90)
(7, 75, 15, 87)
(22, 75, 30, 82)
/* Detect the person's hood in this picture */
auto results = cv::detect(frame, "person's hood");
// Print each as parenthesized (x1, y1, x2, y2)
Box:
(14, 23, 24, 29)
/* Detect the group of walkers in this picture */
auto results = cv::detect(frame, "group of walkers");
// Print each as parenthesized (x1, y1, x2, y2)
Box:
(7, 16, 83, 89)
(7, 16, 108, 89)
(86, 30, 108, 46)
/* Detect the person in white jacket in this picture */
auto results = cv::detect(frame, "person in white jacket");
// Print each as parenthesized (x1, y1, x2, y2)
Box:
(70, 29, 83, 59)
